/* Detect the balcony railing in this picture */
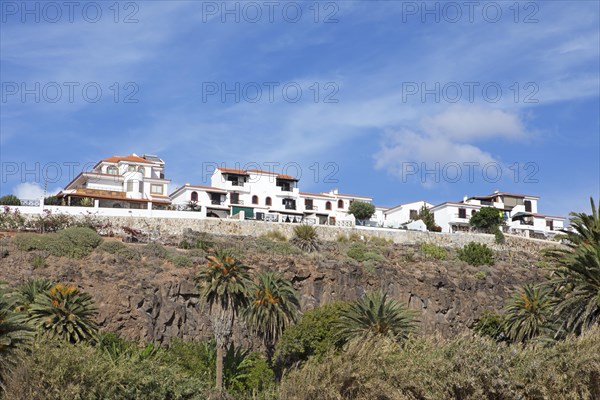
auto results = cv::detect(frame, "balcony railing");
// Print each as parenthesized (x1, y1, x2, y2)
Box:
(211, 199, 225, 205)
(231, 199, 243, 205)
(304, 205, 316, 211)
(284, 204, 296, 210)
(519, 220, 534, 226)
(454, 213, 469, 219)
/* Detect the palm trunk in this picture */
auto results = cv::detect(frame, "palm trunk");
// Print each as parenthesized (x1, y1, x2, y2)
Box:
(216, 344, 224, 390)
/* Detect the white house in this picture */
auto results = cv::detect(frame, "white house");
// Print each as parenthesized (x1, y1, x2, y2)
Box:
(431, 191, 565, 237)
(382, 200, 433, 228)
(58, 154, 171, 209)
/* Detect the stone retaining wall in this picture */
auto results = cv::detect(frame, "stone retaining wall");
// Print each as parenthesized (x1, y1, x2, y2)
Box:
(28, 214, 561, 253)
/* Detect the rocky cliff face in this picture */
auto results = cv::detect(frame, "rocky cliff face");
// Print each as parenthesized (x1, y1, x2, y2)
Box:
(0, 233, 548, 345)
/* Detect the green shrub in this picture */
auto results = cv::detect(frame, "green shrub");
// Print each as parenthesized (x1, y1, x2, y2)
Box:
(261, 229, 288, 242)
(420, 243, 447, 260)
(280, 330, 600, 400)
(116, 247, 141, 262)
(275, 302, 348, 374)
(144, 243, 169, 259)
(0, 195, 21, 206)
(474, 271, 487, 280)
(367, 236, 392, 246)
(494, 228, 506, 244)
(31, 255, 47, 269)
(99, 240, 127, 254)
(13, 227, 102, 259)
(28, 211, 73, 233)
(474, 310, 508, 342)
(347, 243, 384, 263)
(170, 254, 192, 268)
(458, 242, 494, 266)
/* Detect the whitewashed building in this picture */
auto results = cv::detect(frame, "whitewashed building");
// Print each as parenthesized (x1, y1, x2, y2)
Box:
(382, 200, 433, 228)
(58, 154, 171, 209)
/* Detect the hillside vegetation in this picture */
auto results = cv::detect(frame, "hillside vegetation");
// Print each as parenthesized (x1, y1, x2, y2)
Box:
(0, 198, 598, 399)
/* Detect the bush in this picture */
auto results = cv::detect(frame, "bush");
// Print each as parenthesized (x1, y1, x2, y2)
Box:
(0, 207, 26, 230)
(494, 228, 505, 245)
(28, 210, 74, 233)
(291, 224, 319, 253)
(420, 243, 447, 260)
(275, 302, 348, 374)
(171, 254, 193, 268)
(99, 240, 127, 254)
(280, 330, 600, 400)
(458, 242, 494, 266)
(144, 243, 169, 259)
(474, 310, 508, 342)
(116, 247, 141, 262)
(13, 227, 102, 258)
(31, 255, 47, 269)
(0, 194, 21, 206)
(346, 243, 384, 263)
(43, 196, 62, 206)
(260, 229, 288, 242)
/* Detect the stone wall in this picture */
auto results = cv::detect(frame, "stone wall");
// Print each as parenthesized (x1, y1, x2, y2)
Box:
(26, 214, 561, 253)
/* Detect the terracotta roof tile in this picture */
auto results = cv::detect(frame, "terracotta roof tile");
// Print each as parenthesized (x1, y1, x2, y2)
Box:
(102, 154, 154, 164)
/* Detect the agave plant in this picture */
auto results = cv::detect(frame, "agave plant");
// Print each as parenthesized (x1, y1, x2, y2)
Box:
(27, 283, 98, 344)
(291, 224, 319, 253)
(337, 291, 417, 343)
(545, 197, 600, 334)
(197, 249, 252, 390)
(503, 284, 556, 344)
(244, 272, 300, 363)
(13, 278, 54, 313)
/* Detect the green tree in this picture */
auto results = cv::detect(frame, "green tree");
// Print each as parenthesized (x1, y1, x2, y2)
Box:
(0, 283, 32, 391)
(337, 292, 417, 343)
(503, 284, 556, 344)
(347, 202, 376, 226)
(244, 272, 300, 364)
(275, 302, 348, 374)
(197, 249, 252, 390)
(469, 206, 504, 233)
(545, 197, 600, 334)
(0, 195, 21, 206)
(27, 283, 98, 344)
(416, 206, 440, 231)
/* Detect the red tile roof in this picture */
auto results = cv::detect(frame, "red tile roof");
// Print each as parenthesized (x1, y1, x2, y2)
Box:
(217, 167, 249, 175)
(300, 192, 334, 198)
(333, 193, 372, 199)
(102, 155, 154, 164)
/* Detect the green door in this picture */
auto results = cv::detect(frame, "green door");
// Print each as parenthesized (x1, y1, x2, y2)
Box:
(232, 206, 254, 218)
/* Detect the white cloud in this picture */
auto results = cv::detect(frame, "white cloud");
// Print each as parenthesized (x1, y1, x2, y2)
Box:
(13, 183, 60, 200)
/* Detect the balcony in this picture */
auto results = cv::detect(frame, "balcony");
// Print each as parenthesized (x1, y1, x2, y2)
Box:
(284, 204, 296, 210)
(519, 220, 534, 226)
(211, 199, 225, 206)
(304, 205, 317, 211)
(231, 199, 243, 205)
(454, 213, 469, 220)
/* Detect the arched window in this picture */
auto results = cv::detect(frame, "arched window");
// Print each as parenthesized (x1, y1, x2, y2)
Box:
(265, 197, 272, 206)
(107, 166, 118, 175)
(191, 191, 198, 202)
(337, 199, 344, 209)
(128, 165, 136, 172)
(138, 166, 145, 175)
(252, 195, 259, 205)
(325, 201, 332, 210)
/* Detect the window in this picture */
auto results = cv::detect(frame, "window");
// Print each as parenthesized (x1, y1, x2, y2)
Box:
(546, 220, 554, 230)
(337, 199, 344, 209)
(325, 201, 332, 210)
(128, 165, 136, 172)
(265, 197, 272, 206)
(107, 166, 118, 175)
(305, 199, 313, 210)
(138, 166, 145, 175)
(139, 181, 144, 193)
(458, 208, 467, 219)
(409, 209, 418, 220)
(191, 191, 198, 202)
(252, 195, 258, 205)
(151, 184, 163, 194)
(524, 200, 532, 212)
(126, 181, 133, 192)
(472, 209, 477, 216)
(231, 193, 240, 204)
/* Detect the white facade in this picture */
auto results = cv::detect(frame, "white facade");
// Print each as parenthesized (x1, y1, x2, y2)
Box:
(382, 200, 433, 228)
(58, 154, 171, 209)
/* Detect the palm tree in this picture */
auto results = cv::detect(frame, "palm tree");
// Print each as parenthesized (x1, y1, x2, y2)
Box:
(244, 272, 300, 364)
(27, 283, 98, 344)
(337, 291, 417, 343)
(503, 284, 556, 344)
(197, 249, 252, 390)
(545, 197, 600, 333)
(0, 283, 32, 391)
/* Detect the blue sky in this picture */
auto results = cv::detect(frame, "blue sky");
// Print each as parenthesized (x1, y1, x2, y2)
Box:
(1, 0, 599, 218)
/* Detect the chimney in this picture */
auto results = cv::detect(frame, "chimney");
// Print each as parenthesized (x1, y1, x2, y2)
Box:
(463, 195, 468, 202)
